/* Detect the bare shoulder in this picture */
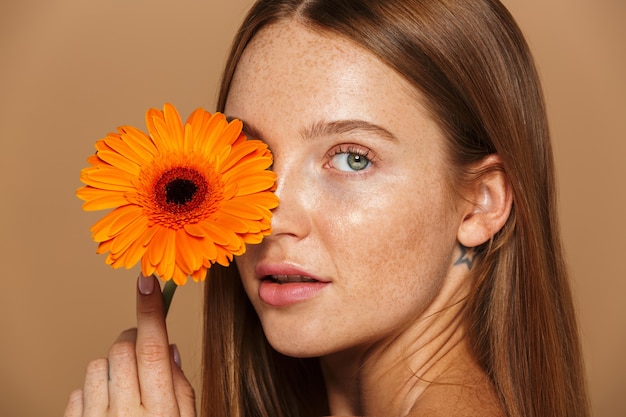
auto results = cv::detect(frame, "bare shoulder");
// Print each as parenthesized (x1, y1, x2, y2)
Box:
(407, 367, 506, 417)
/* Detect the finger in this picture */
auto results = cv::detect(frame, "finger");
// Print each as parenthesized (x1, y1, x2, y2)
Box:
(135, 273, 177, 412)
(63, 389, 83, 417)
(170, 344, 196, 417)
(107, 328, 141, 411)
(82, 358, 109, 415)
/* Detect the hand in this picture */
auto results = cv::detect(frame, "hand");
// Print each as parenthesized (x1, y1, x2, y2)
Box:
(64, 274, 196, 417)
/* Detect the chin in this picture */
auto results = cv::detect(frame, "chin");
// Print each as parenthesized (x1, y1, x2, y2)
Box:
(266, 335, 327, 358)
(262, 326, 336, 358)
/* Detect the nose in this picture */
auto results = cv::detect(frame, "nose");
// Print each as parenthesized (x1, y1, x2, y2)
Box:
(266, 163, 313, 240)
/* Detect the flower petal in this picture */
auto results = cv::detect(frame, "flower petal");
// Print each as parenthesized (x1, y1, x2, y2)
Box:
(108, 205, 145, 238)
(146, 227, 168, 266)
(80, 190, 130, 211)
(214, 250, 233, 267)
(110, 215, 147, 256)
(222, 156, 275, 183)
(146, 104, 184, 153)
(156, 228, 176, 280)
(215, 118, 243, 149)
(117, 234, 149, 270)
(103, 135, 147, 166)
(172, 265, 188, 286)
(197, 113, 229, 151)
(194, 221, 235, 246)
(175, 228, 196, 273)
(215, 212, 257, 233)
(163, 103, 185, 147)
(220, 140, 271, 173)
(183, 222, 206, 238)
(82, 167, 134, 189)
(95, 150, 141, 176)
(191, 267, 207, 282)
(141, 253, 156, 277)
(231, 174, 278, 196)
(197, 234, 218, 262)
(90, 205, 138, 241)
(119, 125, 158, 157)
(219, 200, 266, 220)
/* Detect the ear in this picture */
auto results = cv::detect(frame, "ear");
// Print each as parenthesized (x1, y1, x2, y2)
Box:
(457, 154, 513, 248)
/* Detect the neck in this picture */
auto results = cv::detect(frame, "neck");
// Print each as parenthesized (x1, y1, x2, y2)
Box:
(320, 268, 481, 416)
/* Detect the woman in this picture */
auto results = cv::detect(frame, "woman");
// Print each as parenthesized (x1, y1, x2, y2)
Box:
(65, 0, 589, 416)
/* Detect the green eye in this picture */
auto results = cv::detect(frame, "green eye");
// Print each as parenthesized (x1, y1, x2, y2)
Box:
(331, 151, 371, 172)
(347, 153, 369, 170)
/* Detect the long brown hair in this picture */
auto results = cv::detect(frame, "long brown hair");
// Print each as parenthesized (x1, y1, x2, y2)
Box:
(202, 1, 589, 416)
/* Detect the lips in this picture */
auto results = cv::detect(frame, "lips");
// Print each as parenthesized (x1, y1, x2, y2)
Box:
(255, 263, 330, 307)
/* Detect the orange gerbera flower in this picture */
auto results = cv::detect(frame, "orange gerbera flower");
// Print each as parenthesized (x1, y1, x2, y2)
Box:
(77, 103, 278, 286)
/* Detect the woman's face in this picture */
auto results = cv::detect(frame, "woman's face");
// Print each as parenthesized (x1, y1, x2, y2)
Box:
(226, 21, 467, 358)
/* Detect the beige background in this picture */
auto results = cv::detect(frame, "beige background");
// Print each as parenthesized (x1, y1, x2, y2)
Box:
(0, 0, 624, 416)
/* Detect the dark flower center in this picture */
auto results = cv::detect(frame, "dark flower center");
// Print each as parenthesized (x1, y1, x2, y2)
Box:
(166, 179, 197, 205)
(155, 167, 209, 214)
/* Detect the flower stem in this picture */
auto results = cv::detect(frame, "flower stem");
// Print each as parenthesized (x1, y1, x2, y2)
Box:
(162, 279, 178, 318)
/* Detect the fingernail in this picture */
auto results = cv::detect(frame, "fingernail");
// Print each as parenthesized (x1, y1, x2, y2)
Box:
(138, 273, 155, 295)
(171, 344, 182, 369)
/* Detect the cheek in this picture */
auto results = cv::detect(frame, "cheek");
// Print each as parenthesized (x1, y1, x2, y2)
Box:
(324, 177, 455, 252)
(321, 181, 458, 303)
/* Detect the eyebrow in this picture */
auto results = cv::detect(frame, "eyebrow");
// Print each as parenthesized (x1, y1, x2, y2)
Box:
(301, 119, 398, 142)
(238, 118, 398, 143)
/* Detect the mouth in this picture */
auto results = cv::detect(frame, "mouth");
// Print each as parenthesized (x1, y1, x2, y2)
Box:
(263, 274, 321, 284)
(258, 271, 330, 307)
(256, 262, 328, 283)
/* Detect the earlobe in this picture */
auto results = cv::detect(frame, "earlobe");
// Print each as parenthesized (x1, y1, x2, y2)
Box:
(457, 155, 513, 248)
